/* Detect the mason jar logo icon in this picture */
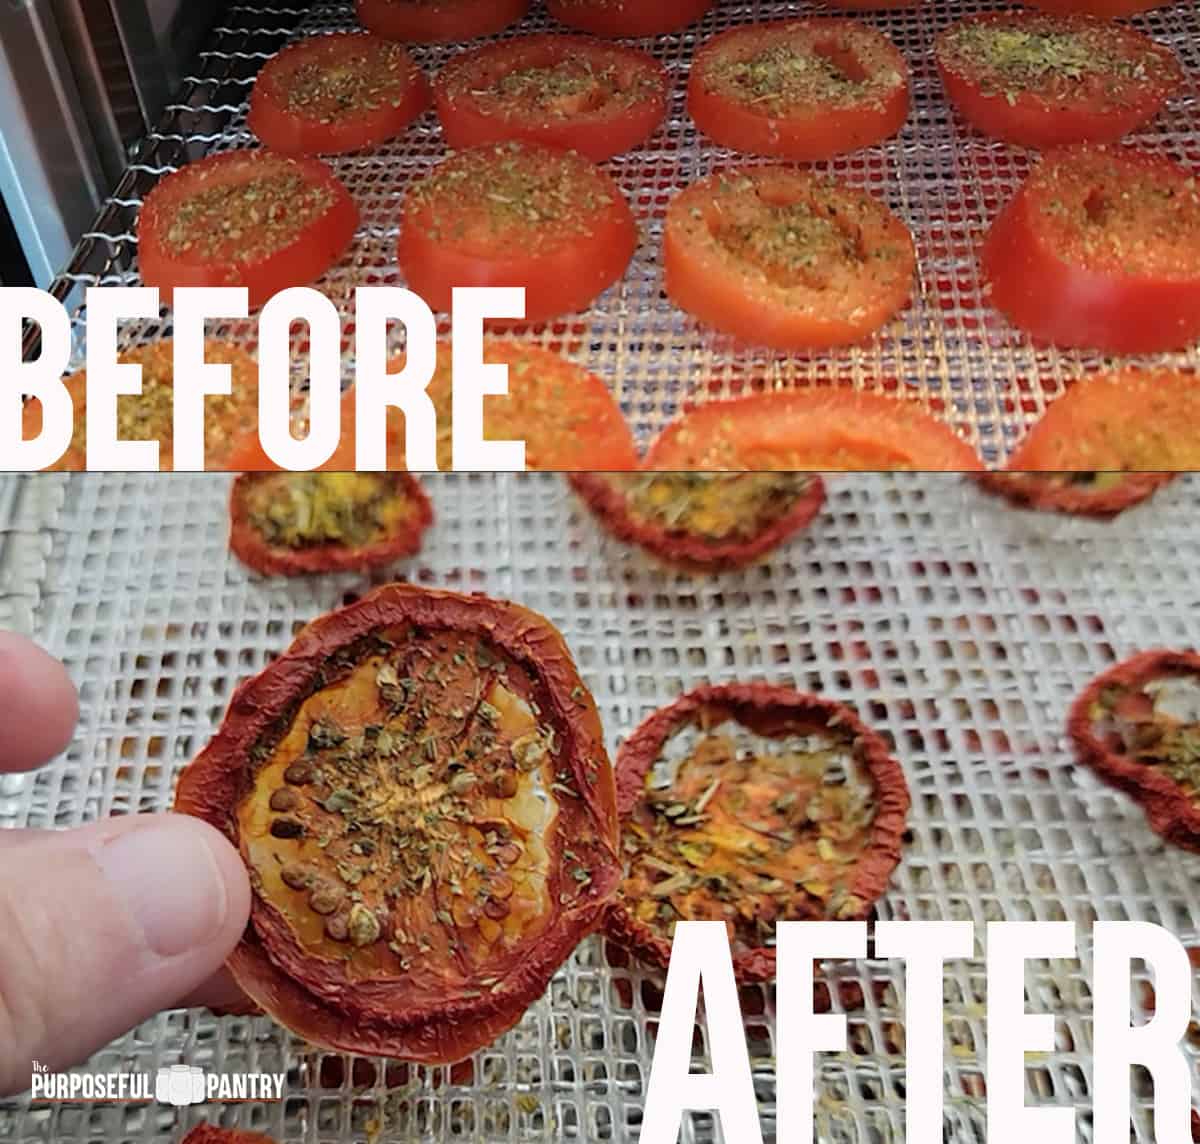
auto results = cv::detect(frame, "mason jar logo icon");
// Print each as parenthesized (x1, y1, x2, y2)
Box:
(154, 1065, 206, 1107)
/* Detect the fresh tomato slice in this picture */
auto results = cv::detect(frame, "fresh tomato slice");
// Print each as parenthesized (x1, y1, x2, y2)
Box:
(399, 141, 637, 324)
(688, 20, 910, 161)
(645, 390, 983, 471)
(664, 167, 915, 350)
(248, 33, 429, 156)
(983, 145, 1200, 353)
(433, 35, 668, 162)
(1020, 0, 1168, 17)
(571, 473, 826, 572)
(547, 0, 713, 37)
(176, 583, 621, 1063)
(1004, 369, 1200, 470)
(936, 14, 1182, 149)
(229, 473, 433, 576)
(138, 150, 358, 310)
(25, 340, 260, 471)
(356, 0, 528, 42)
(975, 471, 1176, 518)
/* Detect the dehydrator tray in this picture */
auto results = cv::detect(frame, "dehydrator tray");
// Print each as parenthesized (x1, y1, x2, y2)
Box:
(1, 471, 1199, 1143)
(36, 0, 1200, 466)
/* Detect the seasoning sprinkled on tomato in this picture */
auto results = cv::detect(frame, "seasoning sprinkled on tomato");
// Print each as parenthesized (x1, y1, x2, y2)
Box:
(983, 145, 1200, 353)
(176, 584, 621, 1062)
(547, 0, 714, 38)
(249, 33, 430, 156)
(689, 20, 910, 161)
(936, 14, 1182, 149)
(356, 0, 528, 43)
(608, 684, 910, 982)
(645, 390, 982, 471)
(399, 141, 637, 324)
(138, 151, 358, 310)
(665, 168, 915, 350)
(975, 471, 1175, 519)
(571, 473, 826, 572)
(434, 35, 668, 162)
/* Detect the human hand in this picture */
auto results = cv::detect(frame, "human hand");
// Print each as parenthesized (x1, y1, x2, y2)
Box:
(0, 632, 251, 1096)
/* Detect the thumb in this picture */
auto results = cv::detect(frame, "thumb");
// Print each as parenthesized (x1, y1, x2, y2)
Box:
(0, 813, 250, 1096)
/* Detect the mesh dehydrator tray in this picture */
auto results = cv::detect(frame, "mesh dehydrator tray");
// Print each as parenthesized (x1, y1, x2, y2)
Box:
(38, 0, 1200, 466)
(2, 471, 1200, 1143)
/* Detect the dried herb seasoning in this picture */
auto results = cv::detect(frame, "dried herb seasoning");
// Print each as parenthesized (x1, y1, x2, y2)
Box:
(975, 471, 1175, 519)
(571, 472, 826, 572)
(175, 584, 620, 1062)
(607, 683, 910, 983)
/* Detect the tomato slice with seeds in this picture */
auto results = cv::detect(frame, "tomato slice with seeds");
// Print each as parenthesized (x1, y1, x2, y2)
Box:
(138, 151, 358, 310)
(176, 584, 621, 1063)
(433, 35, 668, 163)
(688, 20, 910, 162)
(248, 33, 429, 156)
(570, 473, 826, 572)
(936, 14, 1182, 149)
(356, 0, 528, 42)
(983, 145, 1200, 354)
(664, 167, 915, 350)
(974, 471, 1176, 518)
(547, 0, 713, 37)
(645, 390, 983, 471)
(24, 340, 260, 472)
(229, 473, 433, 577)
(399, 142, 637, 325)
(1002, 369, 1200, 471)
(607, 684, 909, 983)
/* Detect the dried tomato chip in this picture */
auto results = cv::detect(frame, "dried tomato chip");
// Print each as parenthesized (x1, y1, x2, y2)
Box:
(974, 472, 1176, 519)
(181, 1128, 274, 1144)
(1069, 650, 1200, 854)
(176, 585, 620, 1063)
(607, 684, 910, 982)
(229, 473, 434, 577)
(570, 473, 826, 572)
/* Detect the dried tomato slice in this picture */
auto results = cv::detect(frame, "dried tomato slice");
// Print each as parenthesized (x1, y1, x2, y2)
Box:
(356, 0, 528, 42)
(1069, 650, 1200, 854)
(176, 584, 620, 1062)
(607, 684, 910, 982)
(974, 472, 1176, 518)
(229, 473, 433, 576)
(688, 20, 911, 162)
(570, 473, 826, 572)
(182, 1129, 273, 1144)
(23, 340, 259, 471)
(547, 0, 714, 37)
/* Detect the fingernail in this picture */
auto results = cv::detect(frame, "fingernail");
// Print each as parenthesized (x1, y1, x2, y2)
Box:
(96, 819, 230, 958)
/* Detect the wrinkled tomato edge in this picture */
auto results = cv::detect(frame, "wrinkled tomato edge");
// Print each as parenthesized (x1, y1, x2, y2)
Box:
(974, 473, 1176, 519)
(605, 682, 911, 984)
(181, 1128, 276, 1144)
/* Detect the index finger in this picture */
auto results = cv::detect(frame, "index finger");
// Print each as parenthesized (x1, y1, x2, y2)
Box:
(0, 632, 79, 773)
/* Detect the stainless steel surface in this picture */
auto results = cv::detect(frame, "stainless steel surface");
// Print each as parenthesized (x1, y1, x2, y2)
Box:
(1, 472, 1199, 1142)
(31, 0, 1200, 463)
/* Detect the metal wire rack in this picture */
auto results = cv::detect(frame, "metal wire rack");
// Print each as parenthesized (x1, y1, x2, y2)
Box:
(38, 0, 1200, 466)
(1, 471, 1199, 1142)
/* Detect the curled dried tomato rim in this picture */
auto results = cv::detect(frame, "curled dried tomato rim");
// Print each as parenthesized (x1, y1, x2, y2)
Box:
(973, 473, 1175, 519)
(1068, 650, 1200, 853)
(182, 1128, 275, 1144)
(606, 683, 910, 983)
(227, 474, 434, 577)
(569, 474, 827, 572)
(176, 584, 620, 1062)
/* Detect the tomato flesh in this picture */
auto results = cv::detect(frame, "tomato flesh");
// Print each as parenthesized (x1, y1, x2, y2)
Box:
(983, 145, 1200, 354)
(248, 33, 429, 156)
(433, 35, 668, 162)
(1020, 0, 1168, 18)
(356, 0, 528, 42)
(936, 14, 1182, 149)
(689, 20, 910, 162)
(547, 0, 713, 37)
(399, 141, 637, 324)
(665, 167, 915, 350)
(645, 389, 983, 471)
(138, 150, 358, 310)
(975, 471, 1175, 518)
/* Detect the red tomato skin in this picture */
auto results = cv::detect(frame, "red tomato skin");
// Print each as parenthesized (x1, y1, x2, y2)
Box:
(356, 0, 528, 42)
(248, 35, 430, 156)
(138, 152, 359, 311)
(983, 182, 1200, 355)
(547, 0, 713, 37)
(433, 37, 668, 163)
(1021, 0, 1166, 16)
